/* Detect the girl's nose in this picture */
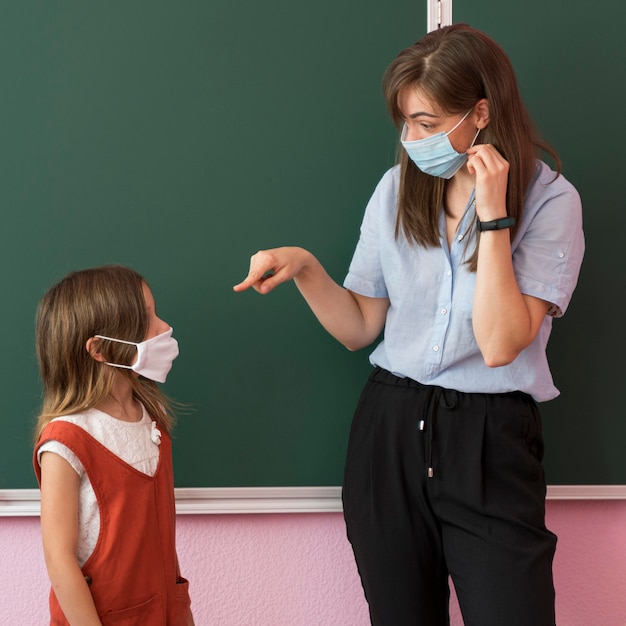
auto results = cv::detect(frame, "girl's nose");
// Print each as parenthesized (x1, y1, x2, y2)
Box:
(157, 317, 170, 334)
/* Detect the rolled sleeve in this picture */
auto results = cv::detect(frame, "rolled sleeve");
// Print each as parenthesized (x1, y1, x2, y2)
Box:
(513, 173, 584, 317)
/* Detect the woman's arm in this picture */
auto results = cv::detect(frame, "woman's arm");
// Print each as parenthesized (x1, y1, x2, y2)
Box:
(473, 229, 550, 366)
(467, 144, 549, 367)
(233, 246, 389, 351)
(39, 452, 103, 626)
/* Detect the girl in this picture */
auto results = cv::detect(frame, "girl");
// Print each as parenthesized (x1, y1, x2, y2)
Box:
(34, 265, 194, 626)
(234, 24, 584, 626)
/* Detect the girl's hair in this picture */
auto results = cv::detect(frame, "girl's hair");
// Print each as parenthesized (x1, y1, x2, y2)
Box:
(34, 265, 175, 442)
(382, 23, 560, 270)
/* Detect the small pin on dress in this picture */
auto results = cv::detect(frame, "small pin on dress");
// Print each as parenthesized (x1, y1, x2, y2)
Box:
(150, 421, 162, 445)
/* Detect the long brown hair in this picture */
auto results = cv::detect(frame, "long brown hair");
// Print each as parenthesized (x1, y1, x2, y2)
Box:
(34, 265, 175, 441)
(382, 23, 560, 269)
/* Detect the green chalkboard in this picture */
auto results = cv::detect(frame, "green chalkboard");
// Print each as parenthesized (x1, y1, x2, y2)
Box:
(452, 0, 626, 486)
(1, 1, 623, 490)
(0, 0, 421, 489)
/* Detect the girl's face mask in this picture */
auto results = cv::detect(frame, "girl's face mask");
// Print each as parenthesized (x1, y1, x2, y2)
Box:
(94, 327, 179, 383)
(400, 109, 479, 179)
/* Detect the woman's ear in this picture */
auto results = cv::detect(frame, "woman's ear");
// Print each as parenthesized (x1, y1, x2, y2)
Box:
(85, 337, 107, 363)
(474, 98, 490, 129)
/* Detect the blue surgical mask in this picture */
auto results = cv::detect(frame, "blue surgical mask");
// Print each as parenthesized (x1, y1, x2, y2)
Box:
(401, 110, 478, 179)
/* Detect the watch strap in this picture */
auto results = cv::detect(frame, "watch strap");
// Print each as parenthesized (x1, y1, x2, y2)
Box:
(477, 216, 516, 232)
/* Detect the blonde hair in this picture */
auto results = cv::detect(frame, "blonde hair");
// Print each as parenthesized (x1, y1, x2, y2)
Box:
(34, 265, 175, 442)
(382, 24, 560, 270)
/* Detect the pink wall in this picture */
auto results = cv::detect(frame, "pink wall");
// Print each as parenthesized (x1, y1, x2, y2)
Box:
(2, 501, 626, 625)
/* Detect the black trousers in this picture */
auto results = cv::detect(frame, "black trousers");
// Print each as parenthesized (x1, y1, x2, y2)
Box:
(342, 367, 557, 626)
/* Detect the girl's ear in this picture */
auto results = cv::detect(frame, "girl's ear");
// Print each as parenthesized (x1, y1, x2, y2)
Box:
(474, 98, 490, 129)
(85, 337, 107, 363)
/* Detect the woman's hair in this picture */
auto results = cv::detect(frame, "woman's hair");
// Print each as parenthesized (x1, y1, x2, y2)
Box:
(34, 265, 175, 442)
(382, 23, 560, 269)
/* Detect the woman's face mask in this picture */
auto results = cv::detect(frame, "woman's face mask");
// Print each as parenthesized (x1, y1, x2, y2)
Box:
(401, 109, 478, 179)
(94, 327, 179, 383)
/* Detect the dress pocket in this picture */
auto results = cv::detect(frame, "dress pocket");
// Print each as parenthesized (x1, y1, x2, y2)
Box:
(100, 593, 163, 625)
(173, 576, 192, 626)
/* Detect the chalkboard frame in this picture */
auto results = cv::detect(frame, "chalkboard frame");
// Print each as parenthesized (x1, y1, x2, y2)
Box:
(1, 484, 625, 517)
(2, 0, 624, 496)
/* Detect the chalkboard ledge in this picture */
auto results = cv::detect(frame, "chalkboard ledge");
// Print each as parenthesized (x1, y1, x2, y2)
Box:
(2, 485, 626, 517)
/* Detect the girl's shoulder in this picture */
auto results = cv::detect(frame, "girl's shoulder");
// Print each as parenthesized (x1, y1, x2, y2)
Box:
(42, 406, 161, 475)
(47, 407, 154, 450)
(49, 411, 92, 428)
(48, 409, 111, 442)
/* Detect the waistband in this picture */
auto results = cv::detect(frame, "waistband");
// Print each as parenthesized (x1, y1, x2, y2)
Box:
(366, 367, 532, 478)
(369, 366, 434, 388)
(368, 366, 532, 401)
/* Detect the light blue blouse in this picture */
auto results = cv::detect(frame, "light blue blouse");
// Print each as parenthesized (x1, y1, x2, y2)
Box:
(343, 161, 584, 402)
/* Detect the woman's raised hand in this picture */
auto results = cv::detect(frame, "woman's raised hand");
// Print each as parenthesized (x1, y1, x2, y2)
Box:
(233, 247, 310, 295)
(466, 143, 509, 222)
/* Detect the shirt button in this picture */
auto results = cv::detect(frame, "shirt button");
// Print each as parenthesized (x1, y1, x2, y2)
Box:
(432, 345, 439, 352)
(458, 234, 464, 241)
(447, 270, 452, 277)
(558, 251, 565, 258)
(440, 308, 447, 315)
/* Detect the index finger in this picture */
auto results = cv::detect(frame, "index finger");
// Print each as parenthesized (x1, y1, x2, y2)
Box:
(233, 250, 278, 293)
(232, 269, 265, 292)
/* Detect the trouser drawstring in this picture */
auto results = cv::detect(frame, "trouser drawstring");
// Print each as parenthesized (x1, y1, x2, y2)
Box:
(421, 386, 458, 478)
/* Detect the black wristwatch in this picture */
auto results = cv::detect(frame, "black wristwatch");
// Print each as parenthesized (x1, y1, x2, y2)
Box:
(477, 216, 516, 232)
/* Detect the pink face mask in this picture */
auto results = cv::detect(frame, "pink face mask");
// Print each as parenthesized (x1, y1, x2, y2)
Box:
(94, 327, 179, 383)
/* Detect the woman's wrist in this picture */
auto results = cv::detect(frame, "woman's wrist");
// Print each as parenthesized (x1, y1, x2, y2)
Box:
(477, 216, 515, 232)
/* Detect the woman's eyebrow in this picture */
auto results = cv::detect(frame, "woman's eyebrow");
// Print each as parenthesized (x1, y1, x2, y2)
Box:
(408, 111, 439, 119)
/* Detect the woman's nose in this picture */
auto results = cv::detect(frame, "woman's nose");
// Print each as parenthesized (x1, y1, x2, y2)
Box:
(403, 124, 420, 142)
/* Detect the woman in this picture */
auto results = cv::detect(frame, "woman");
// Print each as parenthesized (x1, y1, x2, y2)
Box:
(234, 24, 584, 626)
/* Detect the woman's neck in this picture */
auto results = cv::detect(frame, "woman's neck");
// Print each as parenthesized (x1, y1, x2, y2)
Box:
(444, 168, 475, 220)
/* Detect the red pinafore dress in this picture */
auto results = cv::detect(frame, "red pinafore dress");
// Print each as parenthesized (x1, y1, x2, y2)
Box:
(34, 420, 191, 625)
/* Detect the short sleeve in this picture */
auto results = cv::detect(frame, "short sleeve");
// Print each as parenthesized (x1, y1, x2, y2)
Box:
(343, 167, 399, 298)
(513, 172, 584, 317)
(37, 440, 85, 477)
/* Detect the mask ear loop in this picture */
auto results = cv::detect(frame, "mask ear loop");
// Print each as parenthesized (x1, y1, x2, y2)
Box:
(94, 334, 137, 346)
(93, 335, 139, 370)
(445, 109, 473, 136)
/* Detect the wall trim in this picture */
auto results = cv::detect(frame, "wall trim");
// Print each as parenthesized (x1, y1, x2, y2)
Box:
(1, 485, 626, 517)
